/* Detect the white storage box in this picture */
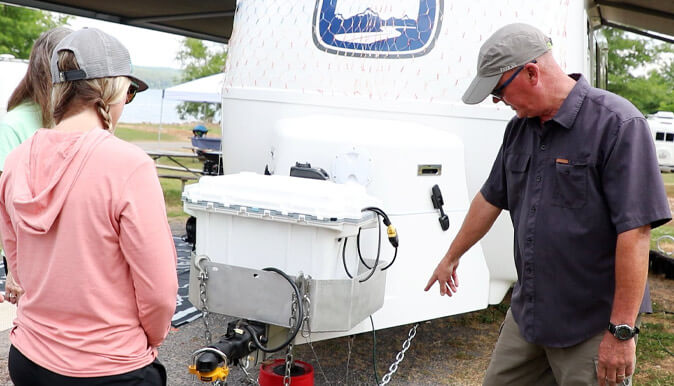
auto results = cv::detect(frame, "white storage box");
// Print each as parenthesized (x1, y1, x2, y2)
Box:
(182, 172, 380, 280)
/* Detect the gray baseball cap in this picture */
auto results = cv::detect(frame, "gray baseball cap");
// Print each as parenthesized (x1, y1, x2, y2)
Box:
(50, 27, 148, 92)
(462, 23, 552, 104)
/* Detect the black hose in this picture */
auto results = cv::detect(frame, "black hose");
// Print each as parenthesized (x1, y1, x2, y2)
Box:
(370, 315, 380, 385)
(362, 207, 399, 270)
(380, 247, 398, 271)
(359, 230, 381, 283)
(244, 267, 304, 353)
(342, 238, 353, 279)
(362, 206, 390, 225)
(357, 217, 381, 269)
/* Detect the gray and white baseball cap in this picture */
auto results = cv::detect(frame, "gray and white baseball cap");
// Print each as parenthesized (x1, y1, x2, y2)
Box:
(462, 23, 552, 105)
(50, 27, 148, 91)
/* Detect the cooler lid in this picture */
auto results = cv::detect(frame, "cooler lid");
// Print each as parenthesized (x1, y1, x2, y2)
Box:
(183, 172, 380, 221)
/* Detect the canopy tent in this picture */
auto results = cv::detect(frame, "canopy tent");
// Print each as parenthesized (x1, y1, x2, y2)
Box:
(588, 0, 674, 43)
(2, 0, 235, 43)
(156, 73, 224, 142)
(163, 73, 223, 104)
(2, 1, 673, 43)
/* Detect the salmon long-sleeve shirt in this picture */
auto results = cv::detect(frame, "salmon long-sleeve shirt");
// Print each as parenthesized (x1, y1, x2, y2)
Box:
(0, 128, 178, 377)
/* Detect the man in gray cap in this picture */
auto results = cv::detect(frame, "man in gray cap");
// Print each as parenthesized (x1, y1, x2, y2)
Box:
(425, 23, 670, 385)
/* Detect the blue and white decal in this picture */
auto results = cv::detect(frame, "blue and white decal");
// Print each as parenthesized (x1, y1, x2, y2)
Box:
(313, 0, 442, 58)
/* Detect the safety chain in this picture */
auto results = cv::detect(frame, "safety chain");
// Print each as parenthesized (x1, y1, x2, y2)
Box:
(284, 342, 294, 386)
(238, 361, 259, 385)
(298, 276, 312, 339)
(283, 290, 299, 386)
(288, 292, 298, 333)
(296, 275, 329, 385)
(380, 323, 419, 385)
(306, 332, 330, 385)
(195, 255, 212, 345)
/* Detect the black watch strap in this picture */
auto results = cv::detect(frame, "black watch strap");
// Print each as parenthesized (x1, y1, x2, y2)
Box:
(608, 322, 639, 340)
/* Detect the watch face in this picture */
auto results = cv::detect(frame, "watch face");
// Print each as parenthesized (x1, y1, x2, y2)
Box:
(615, 325, 633, 340)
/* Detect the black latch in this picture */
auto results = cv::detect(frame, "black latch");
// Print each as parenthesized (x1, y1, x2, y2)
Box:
(431, 184, 450, 231)
(290, 162, 329, 180)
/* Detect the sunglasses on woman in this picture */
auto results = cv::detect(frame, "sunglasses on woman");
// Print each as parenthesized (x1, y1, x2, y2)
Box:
(126, 81, 139, 104)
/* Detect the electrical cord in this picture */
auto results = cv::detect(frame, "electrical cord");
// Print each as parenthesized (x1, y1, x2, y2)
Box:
(342, 238, 353, 279)
(370, 315, 380, 385)
(342, 207, 400, 282)
(362, 207, 398, 248)
(380, 247, 398, 271)
(244, 267, 303, 353)
(343, 233, 381, 283)
(362, 207, 398, 272)
(358, 234, 381, 283)
(357, 220, 381, 269)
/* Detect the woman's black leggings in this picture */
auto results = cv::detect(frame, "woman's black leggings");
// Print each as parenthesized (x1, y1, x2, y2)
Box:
(9, 345, 167, 386)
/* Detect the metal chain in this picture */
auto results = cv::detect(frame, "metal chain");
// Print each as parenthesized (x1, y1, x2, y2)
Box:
(283, 290, 300, 386)
(306, 332, 330, 385)
(238, 361, 259, 385)
(299, 277, 311, 339)
(196, 255, 212, 345)
(284, 342, 294, 386)
(297, 276, 329, 386)
(380, 323, 419, 385)
(289, 292, 298, 331)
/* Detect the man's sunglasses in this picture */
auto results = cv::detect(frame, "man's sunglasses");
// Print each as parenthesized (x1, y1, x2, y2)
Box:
(491, 59, 537, 100)
(126, 81, 139, 104)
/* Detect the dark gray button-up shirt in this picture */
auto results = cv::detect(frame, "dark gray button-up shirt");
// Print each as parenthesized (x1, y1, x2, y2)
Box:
(481, 75, 671, 347)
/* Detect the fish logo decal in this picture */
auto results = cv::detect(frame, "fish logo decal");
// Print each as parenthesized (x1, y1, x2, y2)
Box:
(313, 0, 442, 58)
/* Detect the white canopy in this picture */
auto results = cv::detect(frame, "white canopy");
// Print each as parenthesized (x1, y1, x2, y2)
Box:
(163, 73, 224, 104)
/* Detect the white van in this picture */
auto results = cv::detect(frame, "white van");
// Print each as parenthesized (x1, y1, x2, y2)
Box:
(649, 111, 674, 172)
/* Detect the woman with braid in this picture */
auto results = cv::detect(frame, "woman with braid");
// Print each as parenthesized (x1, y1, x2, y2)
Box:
(0, 27, 72, 304)
(0, 28, 178, 385)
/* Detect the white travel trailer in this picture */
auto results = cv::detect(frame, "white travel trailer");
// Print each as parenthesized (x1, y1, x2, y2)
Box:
(649, 111, 674, 172)
(3, 0, 674, 382)
(208, 0, 591, 337)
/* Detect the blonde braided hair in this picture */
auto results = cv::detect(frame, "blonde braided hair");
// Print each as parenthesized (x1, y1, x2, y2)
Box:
(51, 51, 130, 130)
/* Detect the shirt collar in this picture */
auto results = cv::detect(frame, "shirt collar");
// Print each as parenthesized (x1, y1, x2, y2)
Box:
(546, 74, 590, 130)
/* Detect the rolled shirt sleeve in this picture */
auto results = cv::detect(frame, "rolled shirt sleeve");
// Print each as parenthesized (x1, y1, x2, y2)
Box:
(602, 117, 671, 233)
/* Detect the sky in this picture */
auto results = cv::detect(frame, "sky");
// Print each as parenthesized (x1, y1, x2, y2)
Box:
(66, 16, 186, 69)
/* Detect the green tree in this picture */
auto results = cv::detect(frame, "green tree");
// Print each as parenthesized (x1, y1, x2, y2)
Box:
(0, 5, 68, 59)
(175, 38, 227, 122)
(603, 28, 674, 115)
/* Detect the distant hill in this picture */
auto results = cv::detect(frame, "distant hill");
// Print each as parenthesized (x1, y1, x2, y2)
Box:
(133, 66, 183, 89)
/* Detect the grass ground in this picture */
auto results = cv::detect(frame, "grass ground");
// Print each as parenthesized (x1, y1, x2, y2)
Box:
(123, 123, 674, 384)
(115, 121, 221, 143)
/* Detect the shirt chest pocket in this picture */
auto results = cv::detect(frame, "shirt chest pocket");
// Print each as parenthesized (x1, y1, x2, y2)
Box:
(505, 154, 530, 207)
(552, 160, 587, 209)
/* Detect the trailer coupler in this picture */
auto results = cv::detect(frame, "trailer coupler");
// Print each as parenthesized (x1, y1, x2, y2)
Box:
(189, 319, 267, 383)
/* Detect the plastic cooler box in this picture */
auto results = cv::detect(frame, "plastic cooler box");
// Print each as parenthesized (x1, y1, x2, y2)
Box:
(182, 172, 379, 280)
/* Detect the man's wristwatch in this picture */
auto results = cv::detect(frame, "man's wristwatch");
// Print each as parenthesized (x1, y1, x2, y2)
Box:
(608, 322, 640, 340)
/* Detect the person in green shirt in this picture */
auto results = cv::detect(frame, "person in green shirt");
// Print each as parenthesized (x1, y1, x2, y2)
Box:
(0, 27, 72, 303)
